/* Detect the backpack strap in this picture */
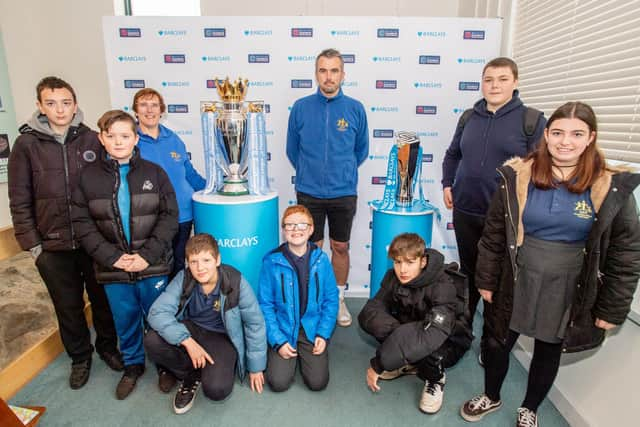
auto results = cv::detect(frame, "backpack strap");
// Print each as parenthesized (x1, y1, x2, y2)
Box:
(457, 108, 474, 129)
(523, 107, 543, 137)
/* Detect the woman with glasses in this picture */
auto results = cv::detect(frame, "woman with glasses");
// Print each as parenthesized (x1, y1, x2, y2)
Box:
(258, 205, 339, 392)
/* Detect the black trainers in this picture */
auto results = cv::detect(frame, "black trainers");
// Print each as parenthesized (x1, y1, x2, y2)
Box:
(460, 394, 503, 422)
(173, 375, 201, 415)
(116, 364, 145, 400)
(69, 359, 91, 389)
(158, 368, 178, 393)
(99, 350, 124, 372)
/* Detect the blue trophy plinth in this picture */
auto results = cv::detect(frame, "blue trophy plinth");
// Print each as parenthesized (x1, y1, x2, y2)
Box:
(193, 192, 279, 293)
(369, 204, 434, 297)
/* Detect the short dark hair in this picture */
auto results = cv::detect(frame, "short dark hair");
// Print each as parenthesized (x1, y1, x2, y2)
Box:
(483, 57, 519, 80)
(316, 48, 344, 70)
(97, 110, 137, 134)
(36, 76, 77, 103)
(132, 88, 166, 114)
(388, 233, 426, 260)
(185, 233, 220, 260)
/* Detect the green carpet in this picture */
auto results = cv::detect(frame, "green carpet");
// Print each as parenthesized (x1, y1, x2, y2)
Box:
(11, 299, 569, 426)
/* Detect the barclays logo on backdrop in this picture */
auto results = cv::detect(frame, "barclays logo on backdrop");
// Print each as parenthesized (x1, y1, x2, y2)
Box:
(413, 82, 443, 89)
(204, 28, 226, 38)
(419, 178, 436, 184)
(417, 131, 439, 138)
(291, 80, 313, 89)
(419, 55, 441, 64)
(342, 81, 358, 87)
(167, 104, 188, 113)
(459, 81, 480, 91)
(175, 130, 193, 136)
(291, 28, 313, 37)
(243, 29, 272, 36)
(422, 154, 434, 163)
(248, 54, 270, 63)
(368, 154, 388, 160)
(162, 81, 190, 87)
(371, 176, 387, 185)
(158, 30, 187, 37)
(287, 55, 315, 62)
(372, 56, 401, 63)
(342, 54, 356, 64)
(164, 54, 186, 64)
(457, 58, 486, 64)
(248, 81, 274, 87)
(377, 28, 399, 38)
(373, 129, 394, 138)
(417, 31, 446, 38)
(201, 55, 231, 62)
(375, 80, 397, 89)
(119, 28, 141, 37)
(330, 30, 360, 37)
(463, 30, 485, 40)
(124, 80, 145, 89)
(452, 108, 466, 114)
(370, 106, 399, 113)
(446, 222, 455, 230)
(118, 55, 146, 62)
(416, 105, 438, 115)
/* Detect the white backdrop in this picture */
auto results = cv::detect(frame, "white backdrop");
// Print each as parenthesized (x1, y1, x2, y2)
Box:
(102, 16, 501, 296)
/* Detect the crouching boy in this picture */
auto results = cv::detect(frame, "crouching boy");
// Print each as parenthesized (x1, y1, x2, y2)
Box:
(358, 233, 473, 414)
(144, 233, 267, 414)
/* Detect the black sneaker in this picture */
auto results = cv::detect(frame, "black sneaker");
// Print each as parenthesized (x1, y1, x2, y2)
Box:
(173, 376, 201, 414)
(158, 368, 177, 393)
(99, 350, 124, 372)
(116, 364, 145, 400)
(69, 359, 91, 389)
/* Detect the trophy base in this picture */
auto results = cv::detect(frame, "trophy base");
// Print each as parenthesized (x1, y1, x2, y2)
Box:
(219, 180, 249, 196)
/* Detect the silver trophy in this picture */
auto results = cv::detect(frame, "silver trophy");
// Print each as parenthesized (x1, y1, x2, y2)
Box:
(395, 131, 420, 207)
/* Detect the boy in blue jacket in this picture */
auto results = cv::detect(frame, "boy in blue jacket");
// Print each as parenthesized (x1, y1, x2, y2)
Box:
(145, 233, 266, 414)
(258, 205, 339, 392)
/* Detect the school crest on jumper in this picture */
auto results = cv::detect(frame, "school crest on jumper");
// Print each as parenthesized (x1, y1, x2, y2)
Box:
(170, 151, 182, 161)
(336, 118, 349, 132)
(574, 200, 592, 219)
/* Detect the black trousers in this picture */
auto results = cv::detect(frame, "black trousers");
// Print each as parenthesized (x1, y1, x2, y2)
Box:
(35, 249, 118, 363)
(170, 220, 192, 282)
(144, 320, 238, 401)
(415, 339, 468, 382)
(452, 209, 486, 325)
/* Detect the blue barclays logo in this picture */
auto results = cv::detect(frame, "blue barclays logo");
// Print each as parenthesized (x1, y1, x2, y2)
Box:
(377, 28, 399, 38)
(119, 28, 141, 37)
(164, 54, 186, 64)
(342, 54, 356, 64)
(248, 81, 274, 87)
(287, 55, 315, 62)
(248, 54, 270, 63)
(417, 131, 439, 137)
(463, 30, 485, 40)
(117, 55, 146, 62)
(452, 108, 466, 114)
(368, 154, 388, 160)
(417, 31, 446, 38)
(416, 105, 438, 115)
(370, 106, 399, 113)
(158, 30, 187, 37)
(419, 55, 441, 64)
(457, 57, 486, 64)
(441, 244, 457, 250)
(175, 130, 193, 136)
(204, 28, 226, 38)
(422, 154, 433, 163)
(342, 81, 358, 87)
(459, 81, 480, 91)
(243, 29, 273, 36)
(446, 222, 455, 230)
(413, 81, 443, 89)
(201, 55, 231, 62)
(291, 79, 313, 89)
(373, 129, 394, 138)
(162, 81, 190, 87)
(419, 178, 436, 184)
(291, 28, 313, 37)
(264, 104, 271, 113)
(124, 80, 145, 89)
(376, 80, 397, 89)
(372, 56, 401, 63)
(371, 176, 387, 185)
(167, 104, 188, 113)
(267, 152, 271, 161)
(330, 29, 360, 37)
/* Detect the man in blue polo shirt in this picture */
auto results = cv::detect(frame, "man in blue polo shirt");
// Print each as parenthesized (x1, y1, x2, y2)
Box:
(286, 48, 369, 327)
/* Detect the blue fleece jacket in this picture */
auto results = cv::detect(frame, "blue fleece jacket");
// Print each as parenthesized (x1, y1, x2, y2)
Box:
(441, 91, 546, 216)
(286, 88, 369, 198)
(137, 124, 205, 223)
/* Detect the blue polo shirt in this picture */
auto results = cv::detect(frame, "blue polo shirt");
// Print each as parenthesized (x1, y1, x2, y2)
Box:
(185, 280, 226, 334)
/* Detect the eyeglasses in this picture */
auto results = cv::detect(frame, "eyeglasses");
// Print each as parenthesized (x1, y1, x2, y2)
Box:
(283, 223, 310, 231)
(136, 102, 161, 110)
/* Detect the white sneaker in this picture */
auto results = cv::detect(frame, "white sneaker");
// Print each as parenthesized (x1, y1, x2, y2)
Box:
(337, 297, 352, 327)
(419, 373, 445, 414)
(516, 407, 538, 427)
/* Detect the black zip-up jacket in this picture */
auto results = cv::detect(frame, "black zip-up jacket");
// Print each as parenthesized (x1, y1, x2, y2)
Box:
(358, 249, 473, 373)
(71, 147, 178, 283)
(8, 122, 100, 251)
(477, 158, 640, 353)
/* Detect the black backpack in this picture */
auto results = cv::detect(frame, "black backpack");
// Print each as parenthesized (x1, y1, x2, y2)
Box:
(457, 106, 543, 137)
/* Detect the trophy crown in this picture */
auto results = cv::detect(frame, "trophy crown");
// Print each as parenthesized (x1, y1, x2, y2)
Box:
(214, 77, 249, 102)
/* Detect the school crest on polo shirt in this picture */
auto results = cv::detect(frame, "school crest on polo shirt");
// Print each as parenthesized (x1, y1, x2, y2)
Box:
(336, 118, 349, 132)
(574, 200, 592, 219)
(170, 151, 182, 161)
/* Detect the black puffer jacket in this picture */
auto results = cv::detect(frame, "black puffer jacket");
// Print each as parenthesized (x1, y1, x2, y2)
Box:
(358, 249, 473, 372)
(72, 147, 178, 283)
(8, 120, 100, 251)
(477, 158, 640, 353)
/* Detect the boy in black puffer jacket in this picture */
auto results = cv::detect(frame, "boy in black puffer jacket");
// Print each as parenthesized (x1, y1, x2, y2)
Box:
(358, 233, 472, 414)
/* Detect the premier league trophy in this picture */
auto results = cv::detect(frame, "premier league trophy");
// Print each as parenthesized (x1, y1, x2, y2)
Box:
(200, 77, 270, 196)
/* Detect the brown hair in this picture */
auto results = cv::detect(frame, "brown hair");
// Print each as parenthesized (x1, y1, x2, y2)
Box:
(388, 233, 426, 260)
(185, 233, 220, 259)
(315, 48, 344, 70)
(97, 110, 137, 134)
(529, 101, 605, 193)
(483, 57, 518, 80)
(36, 76, 77, 103)
(281, 205, 314, 227)
(132, 88, 166, 114)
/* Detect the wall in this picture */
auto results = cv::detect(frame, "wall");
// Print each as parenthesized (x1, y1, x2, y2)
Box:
(0, 31, 18, 227)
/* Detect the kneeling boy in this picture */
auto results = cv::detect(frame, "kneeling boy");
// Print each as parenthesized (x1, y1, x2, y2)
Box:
(145, 233, 266, 414)
(358, 233, 473, 414)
